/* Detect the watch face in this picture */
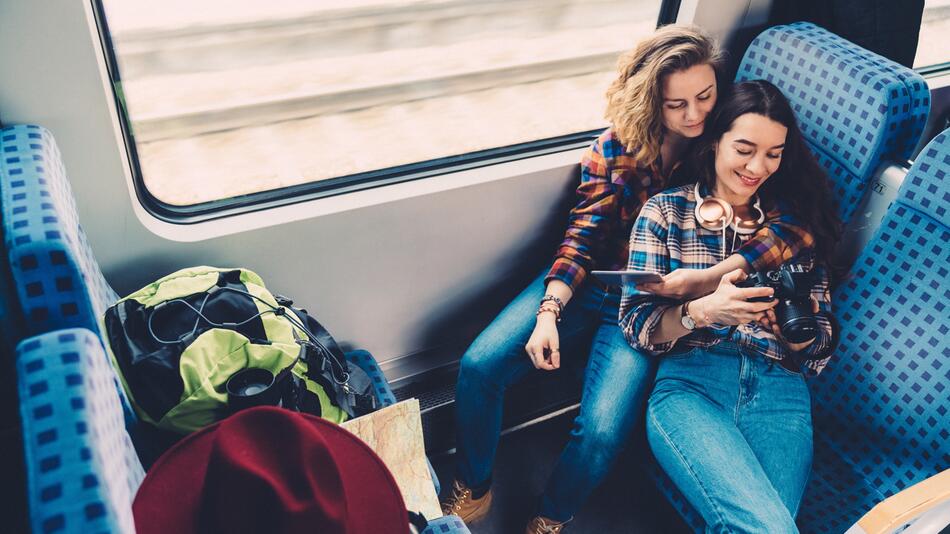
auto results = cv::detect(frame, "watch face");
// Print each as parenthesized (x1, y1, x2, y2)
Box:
(681, 314, 695, 330)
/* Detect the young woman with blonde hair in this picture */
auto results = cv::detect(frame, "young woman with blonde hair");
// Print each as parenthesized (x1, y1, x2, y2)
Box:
(442, 25, 812, 533)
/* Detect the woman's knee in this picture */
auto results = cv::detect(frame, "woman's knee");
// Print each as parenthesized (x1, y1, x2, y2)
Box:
(568, 412, 631, 468)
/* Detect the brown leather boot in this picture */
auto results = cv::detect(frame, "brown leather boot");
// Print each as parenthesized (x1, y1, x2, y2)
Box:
(525, 515, 571, 534)
(440, 479, 493, 524)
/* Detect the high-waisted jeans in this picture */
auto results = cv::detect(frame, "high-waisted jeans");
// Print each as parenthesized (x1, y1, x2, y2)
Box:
(647, 342, 813, 534)
(454, 270, 655, 521)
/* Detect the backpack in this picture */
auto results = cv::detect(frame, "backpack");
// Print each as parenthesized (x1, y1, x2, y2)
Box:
(101, 266, 377, 434)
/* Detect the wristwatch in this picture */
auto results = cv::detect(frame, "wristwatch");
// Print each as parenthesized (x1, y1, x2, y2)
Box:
(680, 301, 696, 331)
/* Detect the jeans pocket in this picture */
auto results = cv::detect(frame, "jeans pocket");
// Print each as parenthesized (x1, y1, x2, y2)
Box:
(664, 346, 701, 361)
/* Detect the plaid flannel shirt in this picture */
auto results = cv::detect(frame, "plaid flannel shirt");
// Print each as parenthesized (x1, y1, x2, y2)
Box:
(545, 129, 815, 294)
(619, 184, 835, 375)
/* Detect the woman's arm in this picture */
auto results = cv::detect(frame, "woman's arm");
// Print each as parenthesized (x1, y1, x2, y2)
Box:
(639, 209, 815, 300)
(648, 269, 777, 345)
(736, 208, 815, 274)
(545, 136, 620, 294)
(619, 200, 678, 354)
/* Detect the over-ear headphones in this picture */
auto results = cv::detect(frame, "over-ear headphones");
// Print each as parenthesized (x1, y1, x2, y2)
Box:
(693, 183, 764, 234)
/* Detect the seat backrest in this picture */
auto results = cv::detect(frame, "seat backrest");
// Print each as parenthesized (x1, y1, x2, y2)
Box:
(736, 22, 930, 225)
(17, 328, 145, 534)
(0, 124, 118, 337)
(813, 129, 949, 493)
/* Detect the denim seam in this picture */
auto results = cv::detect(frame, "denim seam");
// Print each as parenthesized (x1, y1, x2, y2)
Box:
(648, 408, 735, 533)
(733, 355, 744, 425)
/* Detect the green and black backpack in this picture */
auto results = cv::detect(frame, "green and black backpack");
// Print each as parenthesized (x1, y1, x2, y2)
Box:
(101, 266, 376, 434)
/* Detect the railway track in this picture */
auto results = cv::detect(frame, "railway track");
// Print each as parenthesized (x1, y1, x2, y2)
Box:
(110, 0, 655, 77)
(129, 50, 622, 142)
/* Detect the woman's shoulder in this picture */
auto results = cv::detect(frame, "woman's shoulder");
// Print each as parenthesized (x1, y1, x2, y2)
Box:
(590, 128, 637, 160)
(640, 184, 694, 221)
(646, 184, 694, 207)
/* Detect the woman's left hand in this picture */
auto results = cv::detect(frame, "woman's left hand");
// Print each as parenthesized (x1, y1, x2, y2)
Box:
(637, 268, 718, 300)
(759, 297, 819, 351)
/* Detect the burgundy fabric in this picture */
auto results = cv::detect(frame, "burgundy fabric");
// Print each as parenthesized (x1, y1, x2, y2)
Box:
(132, 406, 409, 534)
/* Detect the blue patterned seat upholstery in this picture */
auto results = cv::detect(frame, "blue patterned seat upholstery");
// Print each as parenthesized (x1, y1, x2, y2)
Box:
(18, 328, 145, 534)
(1, 125, 119, 336)
(422, 515, 471, 534)
(1, 124, 136, 427)
(798, 129, 950, 533)
(736, 22, 930, 225)
(648, 25, 935, 532)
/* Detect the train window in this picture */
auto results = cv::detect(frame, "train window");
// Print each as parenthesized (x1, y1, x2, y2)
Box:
(94, 0, 665, 217)
(915, 0, 950, 68)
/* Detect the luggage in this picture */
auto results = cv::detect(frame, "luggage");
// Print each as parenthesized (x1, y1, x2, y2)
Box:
(102, 266, 375, 434)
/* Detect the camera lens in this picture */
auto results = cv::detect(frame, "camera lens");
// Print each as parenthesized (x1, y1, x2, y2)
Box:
(226, 368, 282, 412)
(777, 299, 819, 344)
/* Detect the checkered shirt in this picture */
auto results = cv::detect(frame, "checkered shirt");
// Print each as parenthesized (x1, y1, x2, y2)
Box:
(619, 184, 834, 375)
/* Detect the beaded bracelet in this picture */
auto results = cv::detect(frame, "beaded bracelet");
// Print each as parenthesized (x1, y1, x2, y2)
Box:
(539, 295, 564, 314)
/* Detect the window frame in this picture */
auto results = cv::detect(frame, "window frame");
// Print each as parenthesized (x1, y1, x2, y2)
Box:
(91, 0, 677, 224)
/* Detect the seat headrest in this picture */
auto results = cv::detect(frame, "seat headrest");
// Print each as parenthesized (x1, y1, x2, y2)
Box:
(737, 22, 930, 224)
(896, 129, 950, 227)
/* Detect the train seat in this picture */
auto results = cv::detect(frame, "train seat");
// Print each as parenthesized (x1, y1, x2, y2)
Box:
(0, 125, 119, 337)
(0, 124, 138, 430)
(16, 328, 145, 534)
(798, 128, 950, 533)
(736, 22, 930, 227)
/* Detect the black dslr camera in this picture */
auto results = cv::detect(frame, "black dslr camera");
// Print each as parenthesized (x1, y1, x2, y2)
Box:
(736, 264, 818, 343)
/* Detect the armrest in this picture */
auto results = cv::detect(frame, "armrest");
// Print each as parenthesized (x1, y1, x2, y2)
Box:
(845, 469, 950, 534)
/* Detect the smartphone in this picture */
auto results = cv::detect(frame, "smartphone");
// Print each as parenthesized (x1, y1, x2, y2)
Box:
(591, 270, 663, 287)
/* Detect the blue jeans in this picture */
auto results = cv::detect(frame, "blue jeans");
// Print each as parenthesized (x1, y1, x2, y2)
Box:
(646, 342, 813, 534)
(454, 270, 655, 521)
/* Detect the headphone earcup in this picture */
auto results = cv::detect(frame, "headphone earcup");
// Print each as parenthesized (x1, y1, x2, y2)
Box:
(693, 183, 733, 231)
(730, 196, 766, 234)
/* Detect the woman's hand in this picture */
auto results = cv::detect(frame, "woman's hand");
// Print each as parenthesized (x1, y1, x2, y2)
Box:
(691, 269, 778, 326)
(637, 268, 719, 300)
(525, 312, 561, 371)
(760, 297, 819, 351)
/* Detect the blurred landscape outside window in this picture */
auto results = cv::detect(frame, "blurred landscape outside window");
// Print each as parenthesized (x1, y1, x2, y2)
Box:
(916, 0, 950, 67)
(101, 0, 663, 206)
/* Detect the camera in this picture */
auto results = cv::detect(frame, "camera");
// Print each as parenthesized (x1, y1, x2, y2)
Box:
(735, 264, 818, 343)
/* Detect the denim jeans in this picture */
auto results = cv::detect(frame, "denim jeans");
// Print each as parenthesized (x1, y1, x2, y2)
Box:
(454, 270, 655, 521)
(646, 342, 813, 534)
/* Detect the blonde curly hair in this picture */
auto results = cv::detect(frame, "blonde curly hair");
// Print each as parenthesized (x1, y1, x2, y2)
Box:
(605, 25, 724, 165)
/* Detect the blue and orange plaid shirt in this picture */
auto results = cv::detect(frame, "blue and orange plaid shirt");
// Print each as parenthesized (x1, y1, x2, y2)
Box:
(619, 185, 835, 374)
(545, 129, 815, 294)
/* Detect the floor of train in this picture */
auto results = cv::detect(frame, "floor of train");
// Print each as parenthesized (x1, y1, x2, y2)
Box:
(430, 411, 692, 533)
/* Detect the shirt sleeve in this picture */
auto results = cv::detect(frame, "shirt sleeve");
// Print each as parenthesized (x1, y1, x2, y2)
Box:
(545, 138, 618, 293)
(798, 264, 835, 374)
(737, 207, 816, 273)
(619, 199, 678, 355)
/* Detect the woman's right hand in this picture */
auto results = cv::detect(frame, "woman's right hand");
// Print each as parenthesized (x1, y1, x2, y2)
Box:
(525, 313, 560, 371)
(691, 269, 778, 327)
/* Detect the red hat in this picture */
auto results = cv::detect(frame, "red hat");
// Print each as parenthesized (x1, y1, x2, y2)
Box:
(132, 406, 410, 534)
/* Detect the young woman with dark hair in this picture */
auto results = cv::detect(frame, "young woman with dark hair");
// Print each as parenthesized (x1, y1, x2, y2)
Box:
(621, 79, 841, 532)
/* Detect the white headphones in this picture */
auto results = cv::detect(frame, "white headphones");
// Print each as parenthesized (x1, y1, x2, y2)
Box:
(692, 183, 764, 234)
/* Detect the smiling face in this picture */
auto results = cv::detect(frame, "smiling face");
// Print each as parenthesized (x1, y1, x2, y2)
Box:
(661, 63, 718, 140)
(712, 112, 788, 206)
